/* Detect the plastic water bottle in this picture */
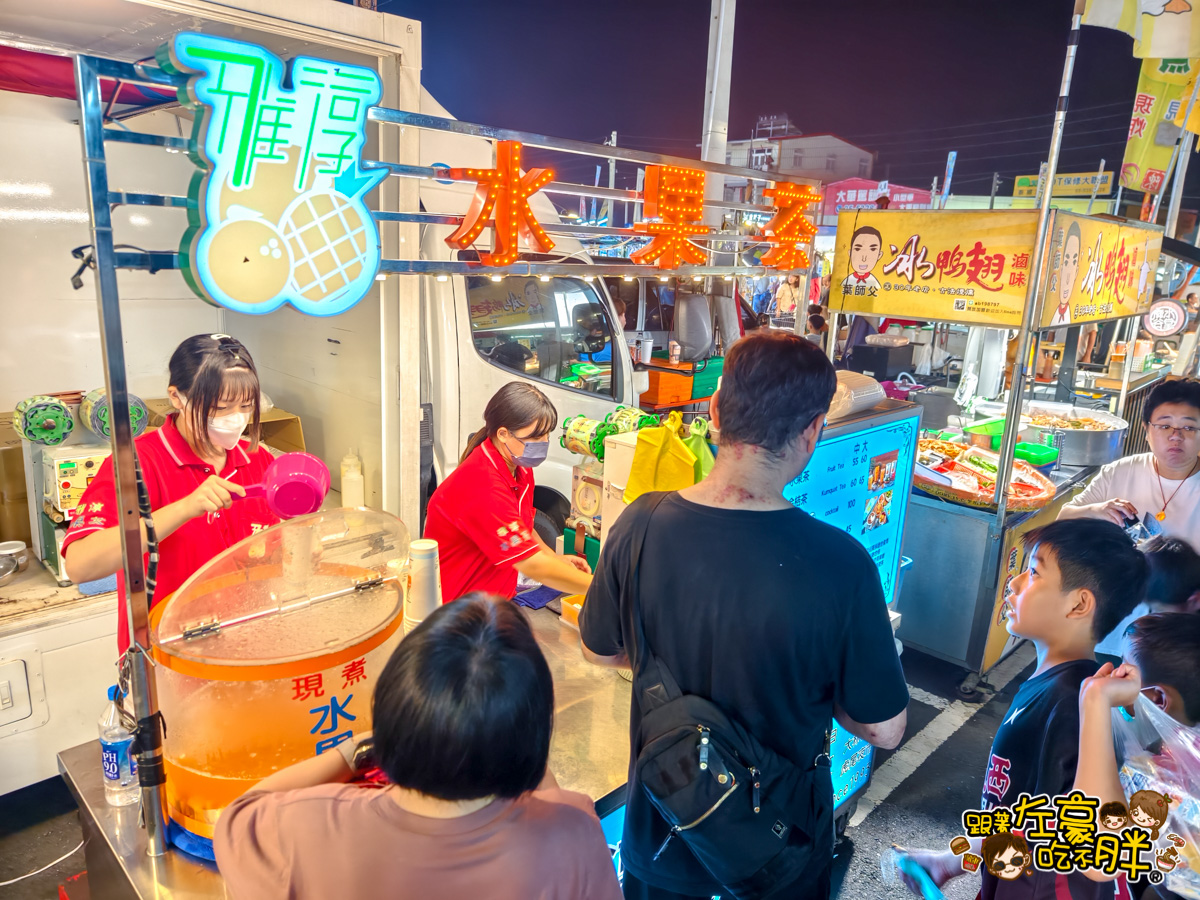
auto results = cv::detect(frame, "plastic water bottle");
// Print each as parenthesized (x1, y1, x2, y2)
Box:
(99, 686, 139, 807)
(340, 448, 365, 508)
(881, 848, 945, 899)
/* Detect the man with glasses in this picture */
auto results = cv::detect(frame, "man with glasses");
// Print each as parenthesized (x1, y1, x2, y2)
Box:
(1060, 378, 1200, 655)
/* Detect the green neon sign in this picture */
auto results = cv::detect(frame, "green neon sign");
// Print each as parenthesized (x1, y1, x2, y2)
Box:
(159, 34, 387, 316)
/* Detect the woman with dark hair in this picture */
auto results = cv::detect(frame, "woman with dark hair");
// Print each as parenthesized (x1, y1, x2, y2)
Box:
(424, 382, 593, 602)
(63, 334, 278, 653)
(215, 594, 622, 900)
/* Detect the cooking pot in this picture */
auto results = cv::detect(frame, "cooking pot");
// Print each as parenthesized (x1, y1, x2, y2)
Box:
(235, 452, 330, 518)
(1023, 402, 1128, 467)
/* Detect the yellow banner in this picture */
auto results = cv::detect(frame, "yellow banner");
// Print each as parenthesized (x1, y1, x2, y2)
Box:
(1084, 0, 1200, 59)
(830, 210, 1039, 327)
(1123, 57, 1194, 192)
(1040, 213, 1163, 329)
(1012, 171, 1113, 198)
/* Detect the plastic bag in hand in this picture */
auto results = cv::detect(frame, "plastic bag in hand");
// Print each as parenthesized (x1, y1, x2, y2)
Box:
(1114, 694, 1200, 898)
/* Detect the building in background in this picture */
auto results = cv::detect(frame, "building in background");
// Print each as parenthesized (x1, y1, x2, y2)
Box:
(724, 114, 877, 202)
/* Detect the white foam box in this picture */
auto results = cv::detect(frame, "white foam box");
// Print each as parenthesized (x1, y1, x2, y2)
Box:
(600, 431, 640, 545)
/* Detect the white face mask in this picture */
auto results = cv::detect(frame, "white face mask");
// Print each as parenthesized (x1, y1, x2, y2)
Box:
(207, 412, 250, 450)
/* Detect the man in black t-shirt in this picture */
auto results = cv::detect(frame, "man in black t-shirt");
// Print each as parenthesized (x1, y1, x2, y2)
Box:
(899, 520, 1149, 900)
(580, 332, 909, 900)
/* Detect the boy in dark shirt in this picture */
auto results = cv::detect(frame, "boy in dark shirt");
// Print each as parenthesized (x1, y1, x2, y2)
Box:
(899, 519, 1149, 900)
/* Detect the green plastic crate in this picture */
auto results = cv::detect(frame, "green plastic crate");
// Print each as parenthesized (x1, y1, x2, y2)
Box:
(691, 357, 724, 400)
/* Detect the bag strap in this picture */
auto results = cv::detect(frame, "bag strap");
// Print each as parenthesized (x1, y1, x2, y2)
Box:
(624, 492, 684, 713)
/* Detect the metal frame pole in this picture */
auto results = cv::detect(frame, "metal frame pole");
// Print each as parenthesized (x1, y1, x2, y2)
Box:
(74, 55, 168, 857)
(1086, 159, 1105, 214)
(993, 9, 1083, 524)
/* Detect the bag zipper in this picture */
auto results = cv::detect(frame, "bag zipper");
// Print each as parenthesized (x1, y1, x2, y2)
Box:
(652, 773, 740, 860)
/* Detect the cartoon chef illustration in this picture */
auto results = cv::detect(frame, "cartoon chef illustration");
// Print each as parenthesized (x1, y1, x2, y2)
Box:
(1049, 221, 1082, 327)
(841, 225, 884, 297)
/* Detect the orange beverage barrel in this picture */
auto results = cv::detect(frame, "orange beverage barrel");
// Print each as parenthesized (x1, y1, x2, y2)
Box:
(149, 509, 410, 838)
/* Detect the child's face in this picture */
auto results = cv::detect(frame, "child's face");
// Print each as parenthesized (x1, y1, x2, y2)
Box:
(1004, 544, 1080, 641)
(1120, 636, 1195, 727)
(1103, 815, 1126, 829)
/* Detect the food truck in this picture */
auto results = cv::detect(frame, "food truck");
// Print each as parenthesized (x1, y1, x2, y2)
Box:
(0, 0, 923, 892)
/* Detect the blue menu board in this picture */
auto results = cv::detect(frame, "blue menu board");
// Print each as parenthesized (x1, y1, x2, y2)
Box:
(783, 412, 919, 811)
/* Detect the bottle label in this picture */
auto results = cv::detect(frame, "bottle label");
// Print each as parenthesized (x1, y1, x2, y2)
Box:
(101, 738, 137, 782)
(101, 741, 121, 781)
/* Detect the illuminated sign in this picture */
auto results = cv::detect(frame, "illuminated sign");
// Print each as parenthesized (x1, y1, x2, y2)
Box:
(632, 166, 709, 269)
(445, 141, 555, 266)
(1041, 212, 1162, 329)
(758, 182, 821, 270)
(163, 34, 387, 316)
(1012, 171, 1114, 198)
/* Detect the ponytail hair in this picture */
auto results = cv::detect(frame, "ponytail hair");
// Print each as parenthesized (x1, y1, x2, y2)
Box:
(461, 382, 558, 464)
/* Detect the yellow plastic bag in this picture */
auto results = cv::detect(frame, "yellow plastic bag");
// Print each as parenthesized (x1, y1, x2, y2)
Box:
(623, 425, 697, 503)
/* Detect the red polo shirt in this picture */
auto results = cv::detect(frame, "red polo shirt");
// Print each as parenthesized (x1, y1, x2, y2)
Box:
(61, 414, 278, 654)
(423, 442, 539, 603)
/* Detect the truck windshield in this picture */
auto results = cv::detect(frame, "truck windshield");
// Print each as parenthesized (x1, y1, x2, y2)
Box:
(465, 274, 621, 398)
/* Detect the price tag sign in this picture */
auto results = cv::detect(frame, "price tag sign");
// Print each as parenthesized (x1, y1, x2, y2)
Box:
(1144, 298, 1188, 337)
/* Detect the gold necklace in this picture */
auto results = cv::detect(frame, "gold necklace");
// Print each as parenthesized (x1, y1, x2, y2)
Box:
(1153, 458, 1199, 521)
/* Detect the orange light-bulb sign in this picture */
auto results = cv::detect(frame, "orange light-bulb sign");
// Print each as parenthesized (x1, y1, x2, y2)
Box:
(631, 165, 708, 269)
(445, 141, 555, 266)
(758, 182, 821, 270)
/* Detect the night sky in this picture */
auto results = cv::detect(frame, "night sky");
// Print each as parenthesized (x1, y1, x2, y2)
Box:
(379, 0, 1196, 203)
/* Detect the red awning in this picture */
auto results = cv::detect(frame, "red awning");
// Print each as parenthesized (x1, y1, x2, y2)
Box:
(0, 46, 175, 105)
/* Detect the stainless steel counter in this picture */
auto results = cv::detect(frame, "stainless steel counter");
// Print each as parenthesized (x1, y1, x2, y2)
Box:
(57, 607, 632, 899)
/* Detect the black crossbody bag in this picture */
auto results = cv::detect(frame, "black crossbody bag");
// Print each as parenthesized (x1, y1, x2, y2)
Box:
(624, 493, 833, 900)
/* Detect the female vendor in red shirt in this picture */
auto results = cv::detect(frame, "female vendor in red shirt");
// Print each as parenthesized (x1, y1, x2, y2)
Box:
(424, 382, 593, 603)
(63, 334, 279, 652)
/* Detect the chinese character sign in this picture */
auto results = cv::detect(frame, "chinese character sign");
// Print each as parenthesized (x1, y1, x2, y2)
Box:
(1040, 212, 1163, 329)
(164, 33, 388, 316)
(1122, 57, 1194, 193)
(1011, 172, 1114, 198)
(830, 211, 1040, 326)
(631, 166, 708, 268)
(758, 183, 820, 270)
(445, 141, 555, 266)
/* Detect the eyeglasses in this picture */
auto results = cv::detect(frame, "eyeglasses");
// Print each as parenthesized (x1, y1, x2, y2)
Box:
(1148, 423, 1199, 436)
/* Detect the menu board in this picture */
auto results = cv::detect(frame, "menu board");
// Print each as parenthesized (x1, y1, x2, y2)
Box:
(782, 415, 918, 604)
(783, 412, 919, 810)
